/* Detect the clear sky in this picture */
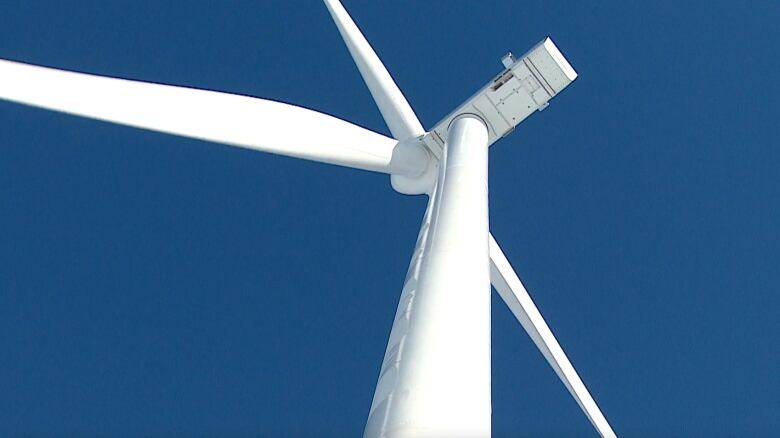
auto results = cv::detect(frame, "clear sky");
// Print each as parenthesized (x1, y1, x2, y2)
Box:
(1, 1, 778, 436)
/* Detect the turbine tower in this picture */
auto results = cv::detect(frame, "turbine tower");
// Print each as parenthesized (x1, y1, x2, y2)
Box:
(0, 1, 615, 436)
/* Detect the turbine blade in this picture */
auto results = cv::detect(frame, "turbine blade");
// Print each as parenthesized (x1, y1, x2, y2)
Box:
(489, 233, 617, 438)
(0, 58, 396, 173)
(323, 0, 424, 141)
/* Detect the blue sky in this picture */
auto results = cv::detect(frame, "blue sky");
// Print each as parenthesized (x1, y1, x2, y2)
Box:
(1, 1, 778, 436)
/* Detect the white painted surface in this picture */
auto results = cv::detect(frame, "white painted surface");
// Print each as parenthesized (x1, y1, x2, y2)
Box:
(421, 38, 578, 157)
(543, 37, 578, 82)
(323, 0, 425, 141)
(490, 235, 617, 438)
(366, 116, 491, 437)
(0, 59, 397, 173)
(388, 137, 438, 196)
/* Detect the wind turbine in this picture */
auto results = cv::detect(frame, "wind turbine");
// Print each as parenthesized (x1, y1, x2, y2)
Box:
(0, 1, 615, 436)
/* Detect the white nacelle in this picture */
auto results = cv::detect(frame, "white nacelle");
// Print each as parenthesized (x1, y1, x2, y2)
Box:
(392, 37, 577, 196)
(421, 37, 577, 158)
